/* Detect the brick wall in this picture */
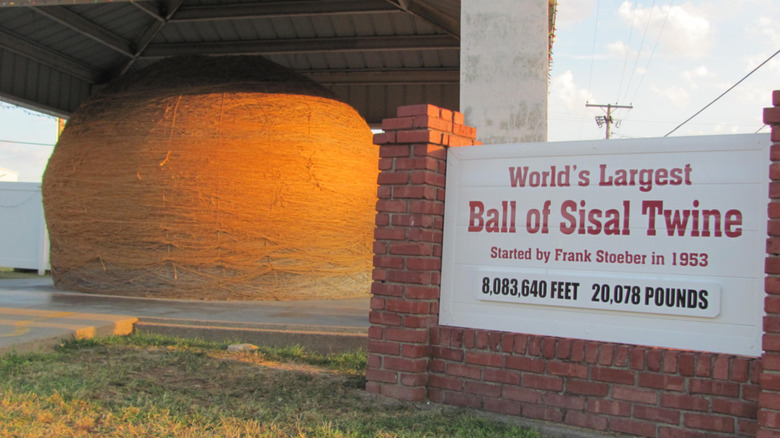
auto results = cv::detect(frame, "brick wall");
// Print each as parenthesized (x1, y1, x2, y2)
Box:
(368, 96, 779, 437)
(367, 104, 480, 402)
(428, 329, 759, 436)
(761, 90, 780, 437)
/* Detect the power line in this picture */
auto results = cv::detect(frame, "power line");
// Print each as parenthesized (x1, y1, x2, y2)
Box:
(620, 0, 656, 104)
(579, 1, 601, 139)
(584, 2, 600, 102)
(664, 48, 780, 137)
(0, 139, 55, 147)
(628, 0, 673, 105)
(0, 102, 56, 120)
(616, 0, 640, 103)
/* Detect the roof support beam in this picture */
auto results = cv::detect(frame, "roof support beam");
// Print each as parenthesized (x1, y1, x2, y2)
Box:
(131, 1, 166, 23)
(142, 34, 458, 58)
(170, 0, 398, 22)
(304, 68, 459, 85)
(119, 0, 183, 76)
(0, 28, 102, 83)
(1, 0, 134, 5)
(383, 0, 459, 38)
(30, 6, 135, 58)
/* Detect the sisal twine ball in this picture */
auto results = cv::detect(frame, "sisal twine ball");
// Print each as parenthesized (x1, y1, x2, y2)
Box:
(42, 56, 378, 300)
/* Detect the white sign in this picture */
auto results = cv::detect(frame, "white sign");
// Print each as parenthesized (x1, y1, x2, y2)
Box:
(439, 134, 768, 356)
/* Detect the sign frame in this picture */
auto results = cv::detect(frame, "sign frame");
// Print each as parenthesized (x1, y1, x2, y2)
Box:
(439, 134, 769, 356)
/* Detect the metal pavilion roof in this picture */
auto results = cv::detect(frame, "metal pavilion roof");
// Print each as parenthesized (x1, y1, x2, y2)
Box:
(0, 0, 462, 126)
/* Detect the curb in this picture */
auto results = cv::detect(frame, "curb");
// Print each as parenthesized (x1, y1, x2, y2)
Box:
(134, 317, 368, 354)
(0, 307, 137, 356)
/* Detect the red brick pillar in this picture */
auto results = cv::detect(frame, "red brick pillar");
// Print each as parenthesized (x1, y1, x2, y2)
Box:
(761, 90, 780, 437)
(367, 104, 480, 401)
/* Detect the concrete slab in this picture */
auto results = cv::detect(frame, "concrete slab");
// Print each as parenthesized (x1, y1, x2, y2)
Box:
(0, 277, 370, 355)
(0, 306, 136, 355)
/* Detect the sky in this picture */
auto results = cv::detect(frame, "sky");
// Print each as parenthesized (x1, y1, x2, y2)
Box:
(548, 0, 780, 141)
(1, 0, 779, 181)
(0, 103, 58, 183)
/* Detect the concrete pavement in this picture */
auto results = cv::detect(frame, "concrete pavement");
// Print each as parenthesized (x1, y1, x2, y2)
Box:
(0, 277, 370, 355)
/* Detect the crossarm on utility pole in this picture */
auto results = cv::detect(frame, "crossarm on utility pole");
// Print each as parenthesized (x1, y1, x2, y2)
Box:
(586, 102, 633, 139)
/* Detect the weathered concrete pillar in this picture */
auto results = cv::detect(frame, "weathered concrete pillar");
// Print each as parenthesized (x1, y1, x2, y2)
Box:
(460, 0, 549, 144)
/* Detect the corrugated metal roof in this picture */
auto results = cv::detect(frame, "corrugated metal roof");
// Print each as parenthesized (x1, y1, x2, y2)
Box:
(0, 0, 462, 125)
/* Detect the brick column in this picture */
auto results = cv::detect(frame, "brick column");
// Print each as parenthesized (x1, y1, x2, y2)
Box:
(761, 90, 780, 437)
(366, 104, 480, 401)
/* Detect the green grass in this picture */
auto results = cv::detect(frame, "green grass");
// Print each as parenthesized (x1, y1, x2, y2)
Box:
(0, 333, 543, 437)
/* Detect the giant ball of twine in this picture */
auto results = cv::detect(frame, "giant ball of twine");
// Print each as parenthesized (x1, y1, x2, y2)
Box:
(42, 56, 378, 300)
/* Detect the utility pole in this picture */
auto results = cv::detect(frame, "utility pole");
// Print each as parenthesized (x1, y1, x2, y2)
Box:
(586, 102, 633, 139)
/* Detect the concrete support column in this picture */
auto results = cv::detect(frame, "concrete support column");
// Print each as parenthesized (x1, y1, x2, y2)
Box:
(460, 0, 549, 144)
